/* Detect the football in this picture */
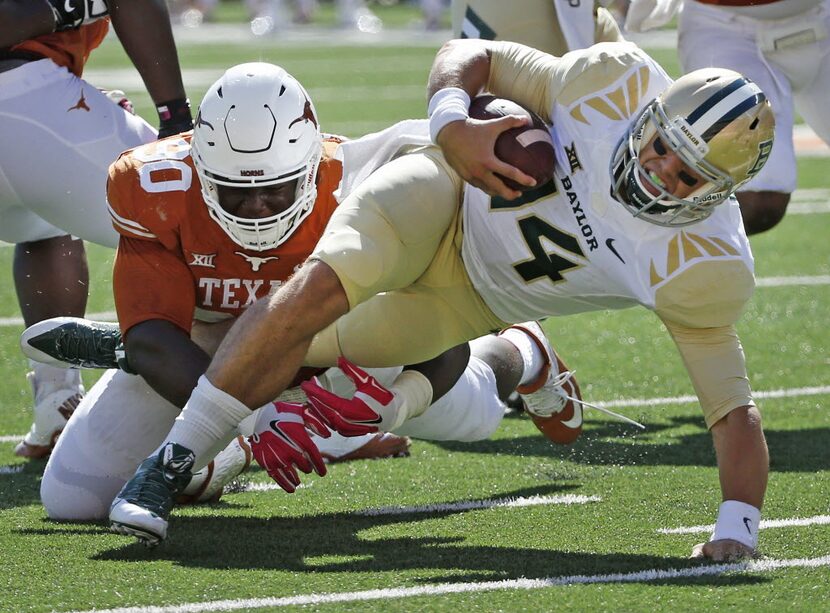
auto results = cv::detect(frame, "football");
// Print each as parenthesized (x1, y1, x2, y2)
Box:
(468, 95, 555, 191)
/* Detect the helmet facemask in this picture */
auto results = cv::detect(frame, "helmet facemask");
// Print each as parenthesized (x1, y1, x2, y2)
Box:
(610, 69, 774, 227)
(194, 146, 322, 251)
(190, 62, 323, 251)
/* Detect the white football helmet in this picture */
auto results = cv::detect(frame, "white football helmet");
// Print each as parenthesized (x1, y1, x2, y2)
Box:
(191, 62, 322, 250)
(610, 68, 775, 227)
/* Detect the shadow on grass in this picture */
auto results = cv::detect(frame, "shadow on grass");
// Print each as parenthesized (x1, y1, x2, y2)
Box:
(436, 416, 830, 473)
(0, 458, 44, 509)
(83, 483, 768, 587)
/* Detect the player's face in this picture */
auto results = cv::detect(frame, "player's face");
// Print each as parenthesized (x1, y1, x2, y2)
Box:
(216, 180, 299, 219)
(637, 135, 705, 200)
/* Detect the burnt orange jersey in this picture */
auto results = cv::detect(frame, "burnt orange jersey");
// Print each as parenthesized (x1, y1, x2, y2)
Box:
(108, 134, 344, 336)
(12, 20, 109, 77)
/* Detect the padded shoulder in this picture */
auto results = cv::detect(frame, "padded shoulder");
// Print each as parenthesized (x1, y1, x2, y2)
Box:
(107, 138, 195, 249)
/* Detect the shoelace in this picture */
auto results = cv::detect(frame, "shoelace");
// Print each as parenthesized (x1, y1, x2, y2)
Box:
(121, 460, 190, 515)
(57, 327, 119, 368)
(540, 369, 646, 430)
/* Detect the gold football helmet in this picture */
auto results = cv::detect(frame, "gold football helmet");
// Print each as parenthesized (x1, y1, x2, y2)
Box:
(611, 68, 775, 226)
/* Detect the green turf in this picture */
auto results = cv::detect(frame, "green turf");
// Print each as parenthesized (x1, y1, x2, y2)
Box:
(1, 15, 829, 613)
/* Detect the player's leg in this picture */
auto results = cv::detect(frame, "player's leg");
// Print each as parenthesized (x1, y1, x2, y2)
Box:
(40, 370, 180, 520)
(9, 234, 88, 457)
(41, 369, 251, 520)
(391, 323, 584, 443)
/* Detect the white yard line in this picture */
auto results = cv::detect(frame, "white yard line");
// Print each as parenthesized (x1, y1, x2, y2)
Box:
(65, 555, 830, 613)
(756, 275, 830, 287)
(600, 385, 830, 409)
(659, 514, 830, 535)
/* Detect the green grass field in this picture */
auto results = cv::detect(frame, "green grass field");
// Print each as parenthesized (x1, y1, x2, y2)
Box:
(1, 13, 829, 613)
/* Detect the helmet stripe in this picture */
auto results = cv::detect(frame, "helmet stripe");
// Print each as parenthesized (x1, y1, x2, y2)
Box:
(700, 93, 765, 142)
(686, 77, 747, 124)
(687, 81, 763, 142)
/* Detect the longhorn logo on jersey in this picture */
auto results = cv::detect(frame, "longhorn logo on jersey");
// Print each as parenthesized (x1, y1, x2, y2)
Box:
(67, 91, 90, 113)
(235, 252, 279, 272)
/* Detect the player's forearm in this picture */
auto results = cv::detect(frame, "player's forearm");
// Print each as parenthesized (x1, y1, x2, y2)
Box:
(711, 405, 769, 509)
(0, 1, 55, 47)
(107, 0, 187, 105)
(208, 260, 350, 409)
(427, 39, 492, 101)
(125, 319, 211, 409)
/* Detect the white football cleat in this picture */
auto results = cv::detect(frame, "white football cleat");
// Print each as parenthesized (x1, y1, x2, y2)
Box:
(109, 499, 168, 546)
(15, 367, 84, 458)
(110, 442, 195, 546)
(177, 436, 253, 504)
(20, 317, 124, 370)
(499, 321, 584, 444)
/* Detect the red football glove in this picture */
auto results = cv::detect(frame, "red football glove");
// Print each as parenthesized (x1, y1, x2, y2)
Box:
(249, 401, 328, 493)
(301, 357, 395, 437)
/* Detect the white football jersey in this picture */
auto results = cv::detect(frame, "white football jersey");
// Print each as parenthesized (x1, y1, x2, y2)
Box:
(462, 43, 755, 328)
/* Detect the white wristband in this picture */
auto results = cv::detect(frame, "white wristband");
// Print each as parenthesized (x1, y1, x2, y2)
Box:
(427, 87, 471, 144)
(710, 500, 761, 549)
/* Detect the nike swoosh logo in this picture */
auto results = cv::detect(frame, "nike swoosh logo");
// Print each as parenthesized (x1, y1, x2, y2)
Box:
(606, 238, 625, 263)
(743, 517, 753, 534)
(561, 402, 583, 429)
(65, 0, 75, 12)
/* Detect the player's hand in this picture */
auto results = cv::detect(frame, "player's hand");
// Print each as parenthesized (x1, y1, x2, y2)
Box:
(690, 539, 757, 562)
(301, 357, 400, 436)
(436, 116, 535, 200)
(249, 402, 327, 493)
(47, 0, 108, 31)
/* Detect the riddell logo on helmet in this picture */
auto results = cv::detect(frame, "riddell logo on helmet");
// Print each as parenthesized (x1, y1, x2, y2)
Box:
(240, 169, 265, 176)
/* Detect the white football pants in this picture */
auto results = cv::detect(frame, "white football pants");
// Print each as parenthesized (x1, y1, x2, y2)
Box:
(0, 60, 157, 246)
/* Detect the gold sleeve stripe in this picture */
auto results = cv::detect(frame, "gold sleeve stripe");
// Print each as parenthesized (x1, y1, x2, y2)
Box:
(710, 236, 740, 256)
(570, 65, 650, 124)
(686, 233, 727, 257)
(570, 105, 587, 124)
(585, 96, 624, 121)
(650, 261, 664, 285)
(666, 234, 681, 277)
(681, 232, 704, 260)
(651, 231, 744, 287)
